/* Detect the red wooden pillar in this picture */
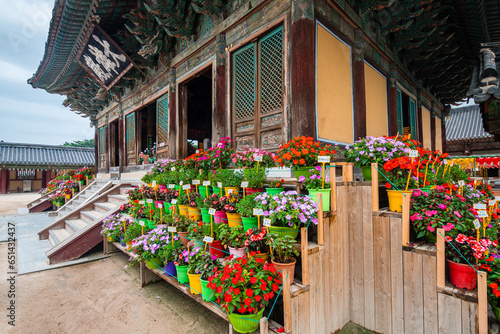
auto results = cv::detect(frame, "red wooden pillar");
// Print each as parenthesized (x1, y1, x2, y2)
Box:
(118, 107, 125, 173)
(41, 170, 47, 188)
(105, 117, 110, 173)
(168, 68, 177, 159)
(94, 125, 99, 172)
(388, 62, 398, 136)
(431, 103, 436, 151)
(1, 169, 8, 194)
(290, 1, 315, 139)
(417, 90, 423, 145)
(214, 34, 227, 145)
(353, 29, 366, 139)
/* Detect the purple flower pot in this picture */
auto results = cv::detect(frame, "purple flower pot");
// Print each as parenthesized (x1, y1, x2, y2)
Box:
(119, 236, 126, 247)
(164, 261, 177, 277)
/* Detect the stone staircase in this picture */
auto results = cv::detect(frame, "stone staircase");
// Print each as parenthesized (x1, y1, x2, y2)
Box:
(27, 189, 56, 213)
(38, 182, 134, 264)
(52, 181, 110, 218)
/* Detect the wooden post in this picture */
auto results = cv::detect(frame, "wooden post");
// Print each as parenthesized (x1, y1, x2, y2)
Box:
(478, 270, 488, 334)
(259, 317, 269, 334)
(214, 34, 228, 143)
(402, 193, 410, 246)
(329, 166, 337, 212)
(341, 163, 354, 182)
(140, 261, 158, 288)
(78, 181, 82, 193)
(86, 175, 89, 185)
(301, 227, 309, 285)
(317, 193, 324, 245)
(371, 163, 379, 211)
(282, 268, 291, 333)
(436, 228, 445, 288)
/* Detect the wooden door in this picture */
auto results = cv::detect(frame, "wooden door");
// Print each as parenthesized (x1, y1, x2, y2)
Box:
(126, 112, 136, 165)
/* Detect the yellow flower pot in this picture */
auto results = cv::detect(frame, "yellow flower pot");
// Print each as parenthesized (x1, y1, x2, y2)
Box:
(226, 212, 242, 227)
(224, 187, 239, 196)
(187, 272, 202, 295)
(386, 189, 413, 212)
(65, 193, 71, 200)
(187, 207, 202, 221)
(178, 204, 189, 217)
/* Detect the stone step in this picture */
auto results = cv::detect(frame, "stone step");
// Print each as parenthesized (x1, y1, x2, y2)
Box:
(107, 194, 128, 205)
(94, 202, 117, 214)
(48, 228, 70, 247)
(120, 187, 135, 196)
(80, 210, 100, 224)
(65, 219, 87, 233)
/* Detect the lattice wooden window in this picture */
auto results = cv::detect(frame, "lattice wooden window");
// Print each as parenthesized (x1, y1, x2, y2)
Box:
(232, 26, 284, 151)
(157, 94, 169, 147)
(409, 98, 417, 140)
(99, 126, 106, 155)
(396, 87, 418, 140)
(126, 112, 136, 161)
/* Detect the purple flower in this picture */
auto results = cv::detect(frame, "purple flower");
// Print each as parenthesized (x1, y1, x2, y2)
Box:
(299, 176, 306, 182)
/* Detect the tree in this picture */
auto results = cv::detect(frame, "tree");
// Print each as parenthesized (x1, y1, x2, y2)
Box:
(62, 139, 95, 148)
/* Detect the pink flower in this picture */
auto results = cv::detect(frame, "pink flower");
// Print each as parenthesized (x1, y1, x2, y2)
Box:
(443, 223, 455, 232)
(438, 203, 447, 210)
(411, 213, 423, 221)
(456, 234, 467, 244)
(453, 210, 462, 218)
(427, 225, 435, 232)
(298, 176, 306, 183)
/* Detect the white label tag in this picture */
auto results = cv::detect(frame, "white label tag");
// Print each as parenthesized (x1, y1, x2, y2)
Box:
(473, 219, 481, 229)
(458, 180, 465, 187)
(263, 218, 271, 227)
(138, 221, 145, 226)
(183, 184, 191, 190)
(496, 196, 500, 202)
(227, 188, 234, 194)
(192, 179, 200, 185)
(159, 142, 165, 147)
(152, 181, 157, 187)
(255, 155, 263, 162)
(253, 208, 264, 216)
(409, 150, 419, 158)
(139, 200, 145, 205)
(474, 203, 487, 210)
(478, 210, 488, 218)
(318, 156, 331, 163)
(489, 199, 496, 206)
(217, 182, 223, 188)
(203, 236, 214, 243)
(157, 204, 163, 209)
(171, 167, 176, 171)
(168, 226, 176, 232)
(171, 199, 177, 204)
(203, 181, 210, 186)
(208, 208, 216, 215)
(196, 150, 199, 154)
(241, 181, 249, 188)
(146, 199, 153, 204)
(168, 184, 175, 189)
(179, 181, 183, 186)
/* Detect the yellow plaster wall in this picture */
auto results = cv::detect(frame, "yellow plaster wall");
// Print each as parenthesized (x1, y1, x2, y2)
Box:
(435, 117, 442, 152)
(422, 107, 432, 149)
(316, 25, 353, 143)
(364, 63, 388, 136)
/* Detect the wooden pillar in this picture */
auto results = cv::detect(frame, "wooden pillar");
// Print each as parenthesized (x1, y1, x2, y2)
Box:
(94, 125, 98, 173)
(0, 169, 8, 194)
(118, 103, 125, 173)
(417, 90, 423, 145)
(388, 63, 398, 136)
(105, 115, 110, 173)
(353, 29, 366, 139)
(168, 68, 177, 159)
(291, 0, 315, 139)
(214, 34, 227, 145)
(442, 106, 449, 153)
(41, 170, 47, 189)
(431, 103, 436, 151)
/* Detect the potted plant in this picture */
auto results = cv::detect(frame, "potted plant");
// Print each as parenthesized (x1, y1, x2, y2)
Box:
(223, 192, 243, 228)
(245, 227, 271, 262)
(123, 222, 146, 249)
(266, 179, 285, 195)
(158, 236, 182, 277)
(195, 252, 221, 301)
(231, 148, 276, 168)
(269, 234, 299, 284)
(480, 257, 500, 321)
(186, 192, 202, 221)
(243, 166, 267, 194)
(208, 193, 227, 224)
(101, 213, 125, 242)
(275, 136, 336, 179)
(187, 220, 208, 249)
(219, 224, 247, 257)
(173, 246, 198, 284)
(209, 222, 227, 258)
(205, 137, 234, 169)
(298, 166, 331, 211)
(168, 214, 192, 246)
(177, 192, 189, 216)
(187, 248, 204, 295)
(236, 193, 259, 232)
(208, 255, 280, 333)
(383, 156, 420, 212)
(129, 226, 171, 269)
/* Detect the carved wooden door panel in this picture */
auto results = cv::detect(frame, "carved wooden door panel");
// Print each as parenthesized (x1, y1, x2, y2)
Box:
(99, 125, 106, 169)
(232, 26, 284, 151)
(126, 112, 136, 165)
(156, 93, 169, 159)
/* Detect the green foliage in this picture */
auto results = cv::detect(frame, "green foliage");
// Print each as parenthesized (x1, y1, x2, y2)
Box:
(62, 139, 95, 147)
(236, 193, 258, 217)
(243, 167, 268, 188)
(190, 252, 222, 280)
(142, 174, 153, 184)
(123, 223, 145, 243)
(269, 234, 299, 263)
(219, 224, 246, 249)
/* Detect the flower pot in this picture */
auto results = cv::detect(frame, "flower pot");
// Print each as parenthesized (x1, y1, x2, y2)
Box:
(159, 185, 168, 191)
(107, 236, 115, 242)
(228, 308, 265, 333)
(194, 239, 205, 250)
(164, 261, 177, 277)
(225, 187, 240, 196)
(293, 166, 315, 179)
(307, 188, 331, 211)
(175, 264, 189, 284)
(119, 236, 126, 247)
(178, 204, 189, 217)
(209, 240, 225, 258)
(78, 180, 85, 186)
(200, 278, 215, 301)
(199, 186, 212, 198)
(266, 188, 284, 195)
(272, 258, 297, 284)
(248, 252, 269, 263)
(178, 231, 189, 246)
(214, 210, 227, 224)
(447, 260, 478, 290)
(229, 246, 247, 258)
(386, 189, 413, 213)
(360, 165, 386, 182)
(212, 186, 223, 196)
(242, 216, 258, 232)
(492, 304, 500, 323)
(145, 219, 155, 229)
(246, 187, 264, 195)
(65, 193, 71, 200)
(226, 212, 242, 227)
(269, 225, 299, 240)
(188, 207, 202, 221)
(420, 186, 432, 193)
(145, 257, 163, 270)
(188, 271, 202, 295)
(201, 208, 211, 223)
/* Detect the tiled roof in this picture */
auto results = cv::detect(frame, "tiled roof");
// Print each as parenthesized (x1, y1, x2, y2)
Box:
(446, 105, 494, 142)
(0, 142, 94, 167)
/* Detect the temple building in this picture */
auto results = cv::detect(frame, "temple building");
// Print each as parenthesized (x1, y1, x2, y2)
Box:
(28, 0, 495, 177)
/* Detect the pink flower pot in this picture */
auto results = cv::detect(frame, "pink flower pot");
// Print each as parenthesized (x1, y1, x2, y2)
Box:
(214, 210, 227, 224)
(245, 187, 264, 195)
(228, 246, 247, 258)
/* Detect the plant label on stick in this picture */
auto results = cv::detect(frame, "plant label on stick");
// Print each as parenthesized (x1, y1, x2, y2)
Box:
(168, 184, 175, 189)
(146, 199, 153, 204)
(241, 181, 249, 188)
(183, 184, 191, 190)
(171, 167, 176, 171)
(489, 199, 496, 206)
(208, 208, 216, 215)
(192, 180, 200, 185)
(255, 155, 263, 162)
(203, 236, 214, 243)
(318, 156, 331, 163)
(478, 210, 488, 218)
(263, 218, 271, 227)
(496, 197, 500, 202)
(139, 200, 145, 205)
(196, 150, 199, 154)
(409, 150, 419, 158)
(458, 180, 465, 187)
(168, 226, 176, 233)
(171, 199, 177, 204)
(152, 180, 157, 187)
(179, 181, 183, 186)
(473, 203, 487, 210)
(217, 182, 223, 188)
(253, 208, 264, 216)
(203, 181, 210, 186)
(473, 219, 481, 229)
(157, 203, 163, 209)
(138, 221, 145, 226)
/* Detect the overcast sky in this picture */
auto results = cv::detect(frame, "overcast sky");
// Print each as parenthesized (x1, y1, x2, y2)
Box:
(0, 0, 92, 146)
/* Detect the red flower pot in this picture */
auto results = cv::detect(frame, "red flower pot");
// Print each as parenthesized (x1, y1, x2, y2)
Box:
(245, 187, 264, 195)
(214, 210, 227, 224)
(209, 240, 225, 258)
(447, 259, 478, 290)
(159, 185, 168, 191)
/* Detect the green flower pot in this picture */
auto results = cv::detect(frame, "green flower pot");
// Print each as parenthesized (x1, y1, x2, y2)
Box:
(265, 188, 284, 195)
(420, 187, 432, 193)
(145, 257, 163, 270)
(199, 185, 212, 199)
(228, 308, 265, 333)
(201, 208, 211, 223)
(194, 239, 205, 249)
(292, 166, 315, 179)
(200, 278, 215, 302)
(242, 216, 259, 232)
(212, 186, 223, 196)
(269, 224, 299, 240)
(175, 264, 189, 284)
(360, 165, 385, 182)
(307, 188, 331, 211)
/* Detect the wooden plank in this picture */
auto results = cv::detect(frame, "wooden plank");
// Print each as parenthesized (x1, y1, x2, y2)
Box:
(477, 271, 487, 334)
(371, 163, 379, 211)
(349, 185, 365, 326)
(391, 217, 405, 334)
(331, 185, 346, 331)
(422, 254, 438, 334)
(436, 228, 445, 288)
(297, 290, 310, 334)
(373, 215, 392, 333)
(260, 317, 269, 334)
(291, 294, 299, 333)
(363, 187, 375, 331)
(317, 193, 324, 245)
(341, 185, 351, 326)
(312, 251, 325, 334)
(283, 268, 291, 333)
(438, 293, 462, 334)
(403, 251, 424, 334)
(140, 261, 159, 288)
(301, 227, 309, 286)
(330, 166, 337, 212)
(402, 193, 410, 246)
(322, 216, 332, 333)
(461, 300, 478, 334)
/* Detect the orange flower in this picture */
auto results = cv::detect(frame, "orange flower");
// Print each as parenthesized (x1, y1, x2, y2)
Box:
(293, 160, 298, 165)
(299, 159, 305, 164)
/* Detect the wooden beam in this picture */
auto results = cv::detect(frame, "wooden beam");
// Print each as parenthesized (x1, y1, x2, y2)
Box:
(282, 268, 291, 333)
(301, 227, 309, 286)
(371, 163, 379, 211)
(329, 166, 337, 212)
(436, 228, 445, 288)
(478, 270, 488, 334)
(402, 193, 410, 246)
(168, 68, 177, 159)
(214, 34, 227, 144)
(317, 193, 324, 245)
